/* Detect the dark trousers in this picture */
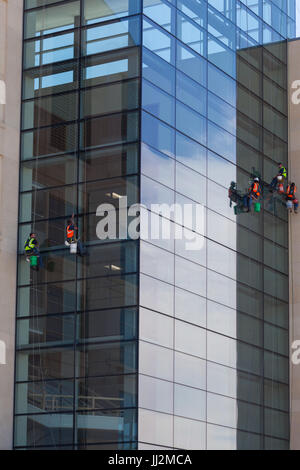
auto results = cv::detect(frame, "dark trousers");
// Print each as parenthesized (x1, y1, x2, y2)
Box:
(243, 195, 253, 211)
(270, 177, 278, 190)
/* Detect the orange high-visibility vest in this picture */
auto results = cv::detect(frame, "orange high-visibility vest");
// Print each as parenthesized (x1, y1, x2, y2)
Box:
(287, 184, 297, 198)
(250, 182, 260, 197)
(67, 225, 74, 239)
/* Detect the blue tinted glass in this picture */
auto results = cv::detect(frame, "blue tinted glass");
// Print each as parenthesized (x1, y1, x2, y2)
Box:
(208, 35, 236, 77)
(176, 42, 207, 86)
(208, 92, 236, 135)
(144, 0, 176, 34)
(176, 70, 207, 116)
(85, 16, 141, 56)
(142, 111, 175, 158)
(176, 101, 207, 145)
(142, 79, 175, 126)
(208, 0, 236, 22)
(177, 10, 207, 57)
(143, 17, 176, 64)
(177, 0, 207, 28)
(142, 47, 176, 95)
(208, 63, 236, 106)
(208, 5, 236, 50)
(176, 132, 207, 175)
(208, 121, 236, 163)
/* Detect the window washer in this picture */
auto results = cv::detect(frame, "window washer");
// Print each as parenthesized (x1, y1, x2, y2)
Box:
(244, 177, 261, 212)
(270, 163, 287, 192)
(286, 182, 298, 213)
(24, 232, 44, 268)
(66, 215, 84, 256)
(228, 182, 239, 207)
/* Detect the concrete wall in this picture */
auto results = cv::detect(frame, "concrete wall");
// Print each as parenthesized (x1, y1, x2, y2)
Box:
(288, 39, 300, 451)
(0, 0, 23, 450)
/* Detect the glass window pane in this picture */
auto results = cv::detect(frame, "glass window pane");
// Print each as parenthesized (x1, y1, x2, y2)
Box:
(21, 123, 77, 160)
(22, 92, 78, 130)
(77, 308, 137, 343)
(175, 351, 206, 389)
(15, 413, 74, 447)
(24, 32, 77, 69)
(143, 17, 175, 64)
(140, 241, 174, 284)
(82, 47, 140, 88)
(142, 111, 175, 158)
(77, 341, 137, 377)
(76, 409, 137, 445)
(139, 375, 173, 413)
(20, 154, 77, 192)
(175, 287, 206, 327)
(16, 347, 74, 382)
(174, 384, 206, 421)
(140, 307, 174, 348)
(176, 132, 207, 175)
(175, 319, 206, 358)
(23, 61, 78, 100)
(82, 79, 139, 119)
(84, 16, 141, 56)
(15, 380, 74, 415)
(17, 281, 76, 317)
(79, 143, 139, 183)
(141, 143, 175, 189)
(84, 0, 140, 25)
(24, 1, 80, 39)
(175, 256, 206, 297)
(142, 47, 175, 95)
(16, 314, 75, 348)
(142, 79, 175, 126)
(140, 274, 174, 315)
(77, 274, 138, 311)
(76, 374, 137, 410)
(82, 111, 139, 150)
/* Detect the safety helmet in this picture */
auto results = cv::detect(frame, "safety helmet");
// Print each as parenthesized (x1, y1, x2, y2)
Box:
(254, 177, 259, 182)
(277, 175, 283, 182)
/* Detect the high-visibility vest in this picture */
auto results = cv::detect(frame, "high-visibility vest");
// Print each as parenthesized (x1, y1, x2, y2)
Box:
(250, 182, 260, 197)
(287, 184, 297, 198)
(25, 237, 36, 252)
(280, 167, 287, 179)
(67, 225, 74, 239)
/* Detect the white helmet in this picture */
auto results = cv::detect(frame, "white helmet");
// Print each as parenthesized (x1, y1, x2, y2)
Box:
(254, 177, 259, 182)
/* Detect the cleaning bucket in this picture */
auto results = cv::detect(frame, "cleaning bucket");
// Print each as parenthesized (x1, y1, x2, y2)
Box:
(286, 200, 293, 211)
(254, 202, 261, 213)
(30, 255, 38, 269)
(70, 243, 77, 254)
(278, 183, 284, 194)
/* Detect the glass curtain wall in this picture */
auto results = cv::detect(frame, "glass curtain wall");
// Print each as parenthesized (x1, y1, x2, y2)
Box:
(14, 0, 141, 449)
(15, 0, 296, 451)
(138, 0, 293, 450)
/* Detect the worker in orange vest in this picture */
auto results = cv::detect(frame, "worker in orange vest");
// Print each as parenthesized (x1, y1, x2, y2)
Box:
(66, 215, 84, 255)
(245, 177, 261, 212)
(286, 182, 298, 213)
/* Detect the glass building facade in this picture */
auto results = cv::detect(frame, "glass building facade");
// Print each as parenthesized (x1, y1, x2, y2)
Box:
(14, 0, 296, 450)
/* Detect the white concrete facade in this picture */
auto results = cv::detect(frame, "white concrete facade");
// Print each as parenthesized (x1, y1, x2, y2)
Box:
(0, 0, 23, 450)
